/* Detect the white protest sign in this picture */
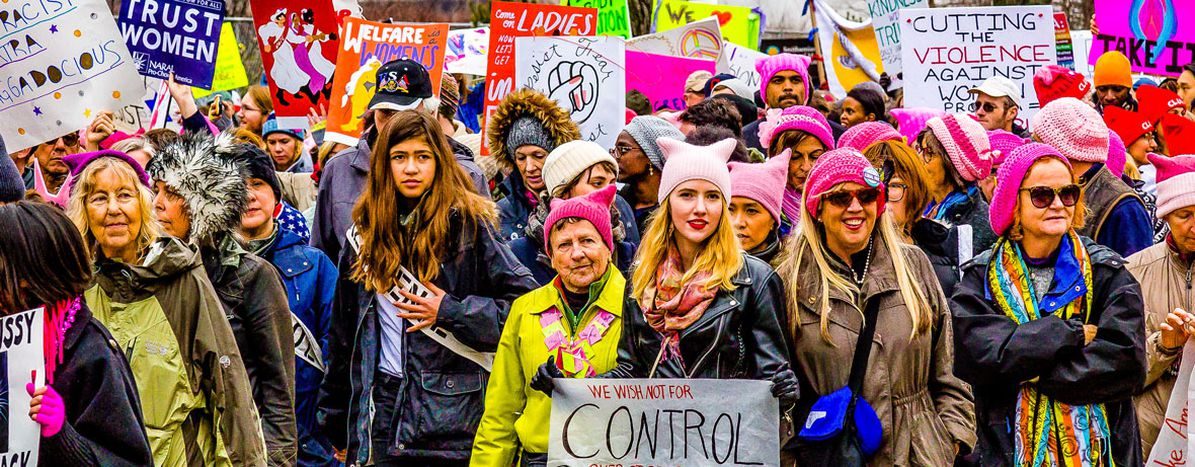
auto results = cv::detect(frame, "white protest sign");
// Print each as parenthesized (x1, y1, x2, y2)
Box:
(0, 0, 145, 152)
(867, 0, 926, 89)
(627, 16, 722, 62)
(548, 378, 779, 466)
(717, 43, 767, 90)
(1148, 340, 1194, 465)
(899, 6, 1056, 123)
(445, 28, 489, 76)
(515, 36, 625, 150)
(0, 308, 46, 466)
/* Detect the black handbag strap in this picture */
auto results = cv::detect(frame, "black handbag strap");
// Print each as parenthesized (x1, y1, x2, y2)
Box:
(847, 298, 881, 393)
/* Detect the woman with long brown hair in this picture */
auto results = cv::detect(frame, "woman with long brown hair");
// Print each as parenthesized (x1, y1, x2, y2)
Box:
(318, 111, 536, 466)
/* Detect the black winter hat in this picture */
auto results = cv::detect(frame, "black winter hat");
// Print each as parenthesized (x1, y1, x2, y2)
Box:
(0, 135, 24, 203)
(231, 143, 282, 201)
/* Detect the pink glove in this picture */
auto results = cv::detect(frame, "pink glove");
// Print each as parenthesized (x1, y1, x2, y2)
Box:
(26, 383, 65, 437)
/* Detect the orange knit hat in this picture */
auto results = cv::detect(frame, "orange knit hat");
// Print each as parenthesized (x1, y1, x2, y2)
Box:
(1093, 51, 1132, 88)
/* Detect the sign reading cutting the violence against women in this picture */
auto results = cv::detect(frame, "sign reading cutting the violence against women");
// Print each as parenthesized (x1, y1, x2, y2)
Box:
(626, 50, 715, 112)
(117, 0, 223, 89)
(900, 5, 1056, 119)
(249, 0, 344, 129)
(482, 1, 596, 155)
(1089, 0, 1195, 77)
(0, 0, 145, 153)
(548, 378, 779, 467)
(0, 308, 46, 467)
(514, 36, 624, 150)
(325, 18, 448, 146)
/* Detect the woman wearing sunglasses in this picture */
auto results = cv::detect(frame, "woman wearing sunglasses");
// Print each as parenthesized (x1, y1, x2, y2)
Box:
(951, 143, 1146, 466)
(777, 147, 975, 465)
(916, 113, 999, 253)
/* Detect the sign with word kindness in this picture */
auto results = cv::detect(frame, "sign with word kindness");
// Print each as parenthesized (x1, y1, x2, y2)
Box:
(548, 379, 779, 466)
(118, 0, 224, 89)
(900, 5, 1056, 119)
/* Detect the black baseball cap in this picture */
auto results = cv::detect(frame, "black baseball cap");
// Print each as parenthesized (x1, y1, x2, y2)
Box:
(368, 58, 433, 111)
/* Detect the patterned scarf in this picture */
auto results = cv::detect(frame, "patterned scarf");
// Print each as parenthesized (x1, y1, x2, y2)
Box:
(987, 232, 1114, 467)
(640, 244, 717, 363)
(781, 187, 803, 235)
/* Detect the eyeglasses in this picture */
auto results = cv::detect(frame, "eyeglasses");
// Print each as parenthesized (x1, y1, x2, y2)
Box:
(822, 187, 881, 209)
(886, 182, 907, 202)
(42, 133, 79, 147)
(1020, 184, 1080, 209)
(609, 145, 637, 157)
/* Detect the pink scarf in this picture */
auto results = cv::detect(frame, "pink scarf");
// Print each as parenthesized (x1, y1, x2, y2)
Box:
(640, 245, 717, 334)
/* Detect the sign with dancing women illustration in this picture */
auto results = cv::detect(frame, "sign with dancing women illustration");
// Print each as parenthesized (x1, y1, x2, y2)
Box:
(515, 36, 625, 151)
(249, 0, 344, 128)
(0, 308, 45, 466)
(548, 379, 779, 466)
(117, 0, 224, 89)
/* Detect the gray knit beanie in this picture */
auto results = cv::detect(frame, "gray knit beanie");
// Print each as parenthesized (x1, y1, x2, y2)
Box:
(0, 135, 23, 203)
(623, 116, 684, 170)
(506, 116, 555, 154)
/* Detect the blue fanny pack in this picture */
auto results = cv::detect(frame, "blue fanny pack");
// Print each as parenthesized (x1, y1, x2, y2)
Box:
(798, 386, 883, 456)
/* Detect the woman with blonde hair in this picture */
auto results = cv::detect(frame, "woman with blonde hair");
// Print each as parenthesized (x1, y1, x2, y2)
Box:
(318, 111, 536, 466)
(776, 147, 974, 464)
(64, 150, 266, 466)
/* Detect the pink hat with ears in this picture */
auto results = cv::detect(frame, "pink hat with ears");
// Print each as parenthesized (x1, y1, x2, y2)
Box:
(803, 147, 886, 219)
(656, 137, 736, 203)
(989, 143, 1073, 236)
(729, 149, 790, 224)
(1105, 131, 1127, 178)
(1147, 153, 1195, 218)
(925, 113, 994, 182)
(544, 184, 618, 253)
(889, 107, 944, 147)
(837, 121, 903, 152)
(758, 105, 835, 152)
(755, 53, 812, 106)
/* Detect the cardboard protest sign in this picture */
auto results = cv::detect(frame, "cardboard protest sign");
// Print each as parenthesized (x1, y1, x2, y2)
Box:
(718, 43, 767, 90)
(0, 308, 46, 465)
(515, 36, 624, 149)
(1054, 13, 1075, 71)
(867, 0, 926, 88)
(900, 5, 1056, 121)
(656, 0, 760, 49)
(813, 0, 886, 98)
(1146, 340, 1195, 464)
(548, 379, 779, 466)
(627, 16, 722, 61)
(445, 28, 488, 76)
(325, 19, 448, 146)
(1089, 0, 1195, 77)
(565, 0, 630, 39)
(192, 23, 250, 98)
(0, 0, 145, 153)
(627, 50, 715, 112)
(117, 0, 223, 89)
(483, 1, 597, 155)
(249, 0, 344, 129)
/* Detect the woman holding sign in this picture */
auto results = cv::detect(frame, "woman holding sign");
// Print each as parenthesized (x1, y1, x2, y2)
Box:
(318, 111, 536, 466)
(0, 201, 152, 466)
(951, 143, 1146, 466)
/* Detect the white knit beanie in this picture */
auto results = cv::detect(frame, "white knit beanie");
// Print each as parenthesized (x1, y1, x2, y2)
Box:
(543, 140, 618, 197)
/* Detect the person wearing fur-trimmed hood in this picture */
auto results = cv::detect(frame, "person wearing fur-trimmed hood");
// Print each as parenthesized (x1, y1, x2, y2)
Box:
(147, 132, 299, 466)
(487, 88, 582, 241)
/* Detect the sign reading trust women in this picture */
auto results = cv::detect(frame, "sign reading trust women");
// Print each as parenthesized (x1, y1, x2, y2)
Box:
(249, 0, 345, 128)
(117, 0, 224, 89)
(0, 0, 144, 152)
(548, 379, 779, 466)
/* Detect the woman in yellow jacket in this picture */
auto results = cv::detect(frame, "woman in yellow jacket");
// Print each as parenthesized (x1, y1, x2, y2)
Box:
(473, 185, 625, 467)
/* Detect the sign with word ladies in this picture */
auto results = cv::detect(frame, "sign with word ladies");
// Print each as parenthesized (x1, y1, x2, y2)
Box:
(1089, 0, 1195, 77)
(900, 5, 1056, 119)
(515, 36, 624, 150)
(0, 308, 46, 466)
(548, 379, 779, 466)
(483, 1, 596, 155)
(118, 0, 223, 89)
(325, 18, 448, 146)
(0, 0, 145, 152)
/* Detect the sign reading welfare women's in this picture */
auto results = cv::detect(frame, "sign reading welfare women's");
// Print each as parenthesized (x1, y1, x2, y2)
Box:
(515, 36, 624, 150)
(0, 308, 46, 466)
(1089, 0, 1195, 77)
(900, 6, 1056, 120)
(0, 0, 144, 152)
(548, 379, 779, 466)
(118, 0, 224, 89)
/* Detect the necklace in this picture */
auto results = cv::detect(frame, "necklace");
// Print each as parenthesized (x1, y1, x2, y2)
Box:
(852, 237, 875, 287)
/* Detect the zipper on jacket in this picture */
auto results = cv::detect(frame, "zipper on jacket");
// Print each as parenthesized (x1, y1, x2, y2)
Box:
(687, 318, 728, 378)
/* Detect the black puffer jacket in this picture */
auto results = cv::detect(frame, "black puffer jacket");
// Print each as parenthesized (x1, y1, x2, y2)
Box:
(318, 215, 537, 464)
(602, 254, 791, 380)
(951, 237, 1146, 467)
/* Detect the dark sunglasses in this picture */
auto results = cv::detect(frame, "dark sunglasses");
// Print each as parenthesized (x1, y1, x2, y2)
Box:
(822, 187, 881, 209)
(969, 102, 1002, 113)
(1021, 184, 1080, 209)
(42, 133, 79, 147)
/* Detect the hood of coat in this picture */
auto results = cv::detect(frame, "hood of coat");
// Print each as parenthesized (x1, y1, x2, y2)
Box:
(486, 88, 580, 173)
(147, 132, 248, 244)
(96, 236, 204, 285)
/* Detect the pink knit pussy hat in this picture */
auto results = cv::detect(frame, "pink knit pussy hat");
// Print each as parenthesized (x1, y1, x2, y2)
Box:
(989, 143, 1073, 236)
(838, 121, 903, 152)
(803, 147, 886, 219)
(656, 137, 735, 204)
(890, 107, 944, 147)
(987, 129, 1027, 168)
(758, 106, 835, 152)
(755, 53, 812, 107)
(728, 149, 790, 224)
(1147, 153, 1195, 219)
(544, 184, 617, 254)
(925, 113, 994, 182)
(1030, 97, 1110, 163)
(1105, 131, 1127, 178)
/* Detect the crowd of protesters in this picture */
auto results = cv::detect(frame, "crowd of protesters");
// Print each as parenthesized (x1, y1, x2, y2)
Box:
(4, 11, 1195, 466)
